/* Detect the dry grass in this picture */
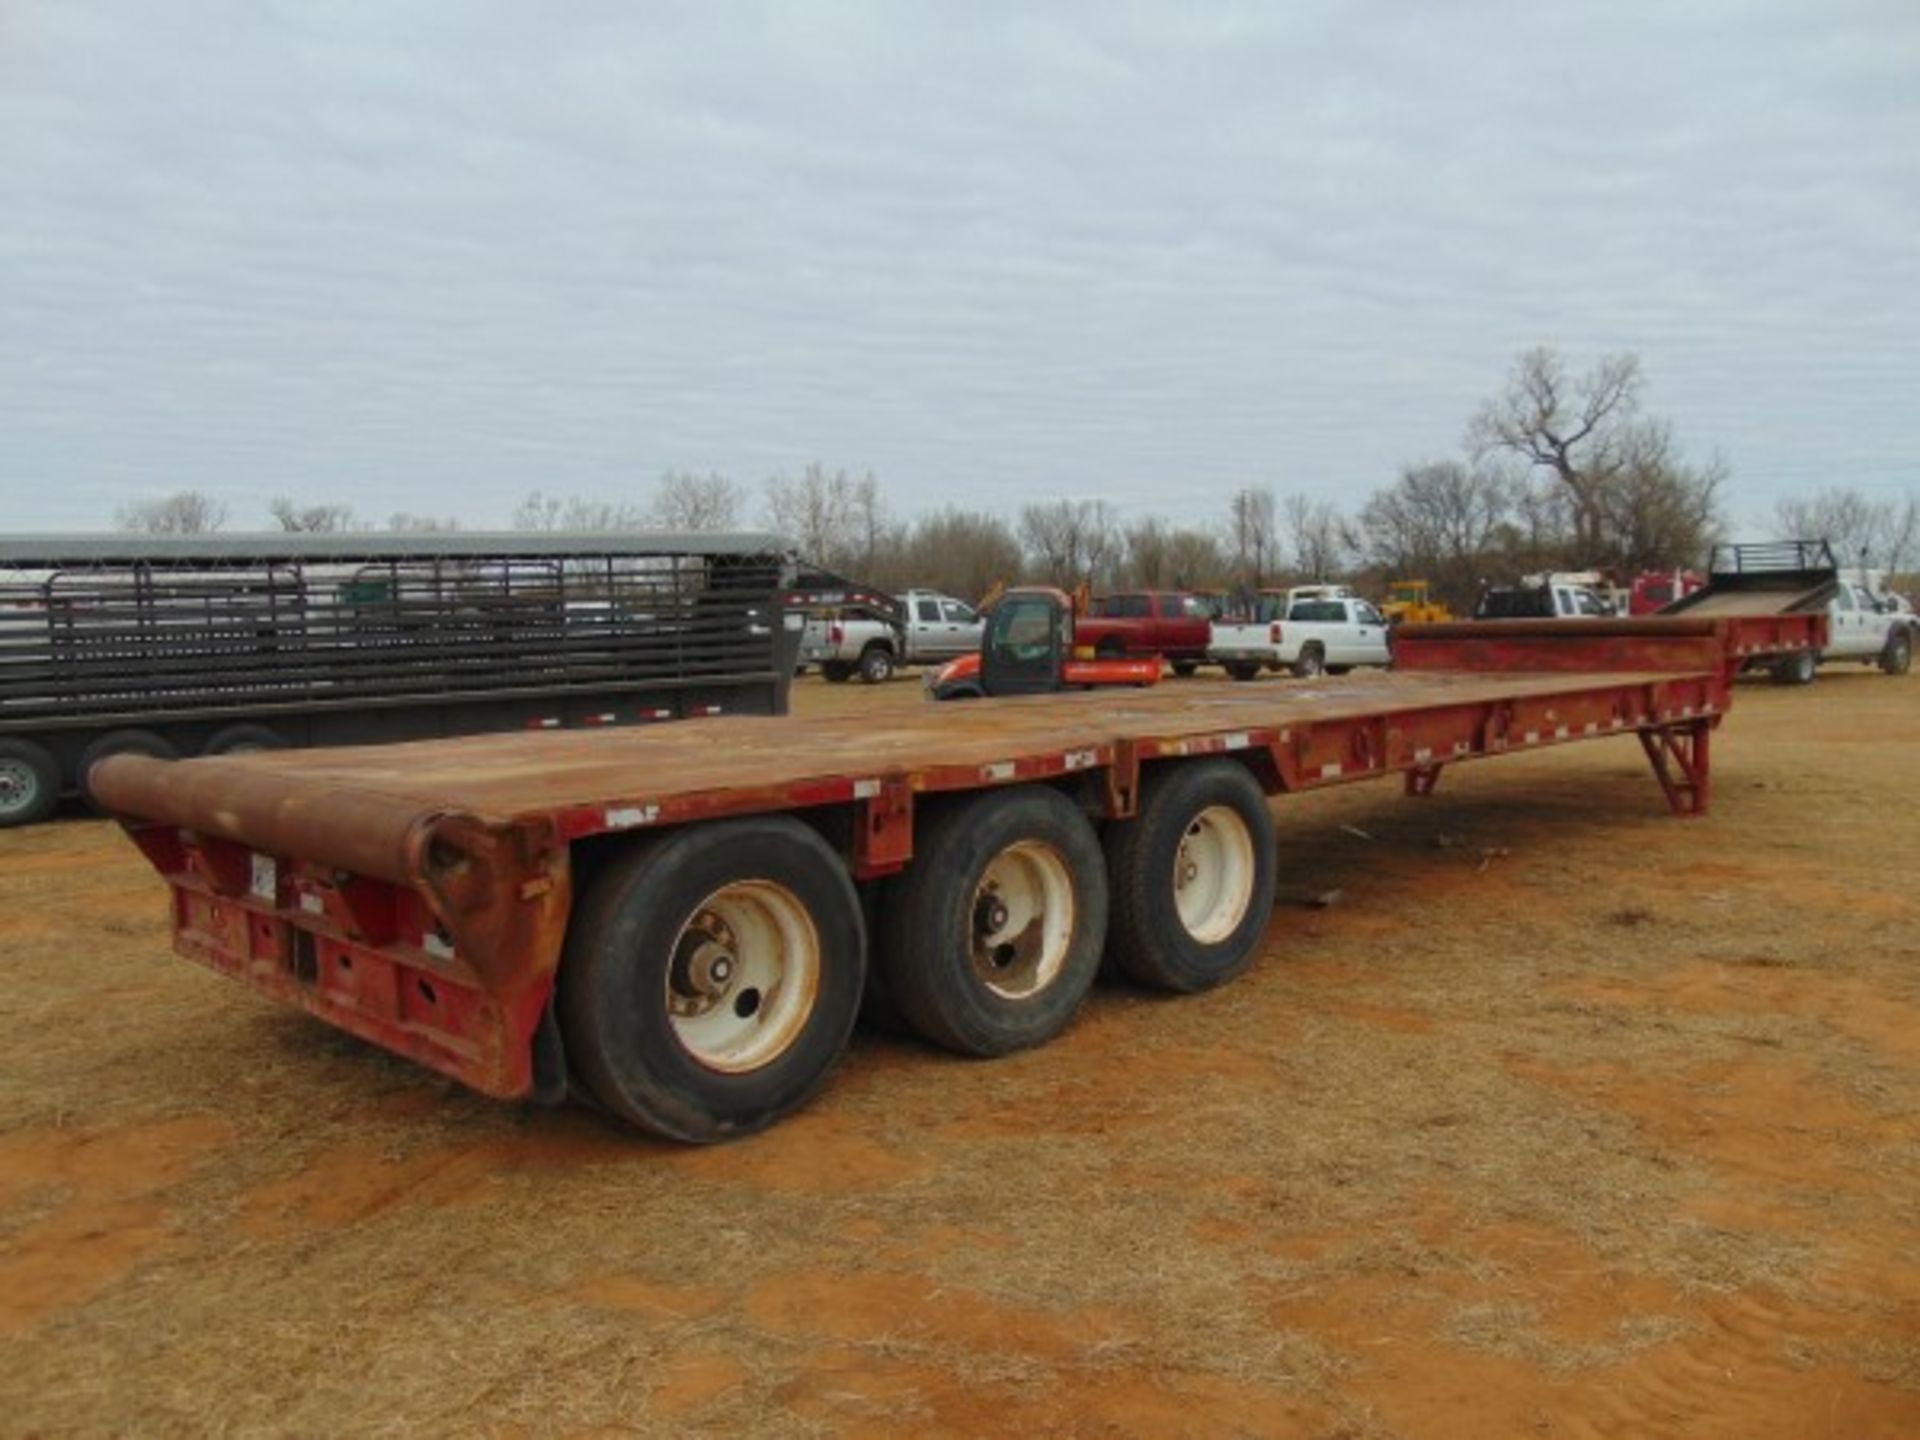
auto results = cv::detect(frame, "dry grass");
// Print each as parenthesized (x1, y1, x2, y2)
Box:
(2, 671, 1918, 1435)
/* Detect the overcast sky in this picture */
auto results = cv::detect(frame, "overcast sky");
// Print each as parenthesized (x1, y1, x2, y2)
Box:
(3, 1, 1916, 536)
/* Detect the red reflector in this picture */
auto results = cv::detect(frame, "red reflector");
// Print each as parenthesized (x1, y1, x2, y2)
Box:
(1269, 622, 1282, 643)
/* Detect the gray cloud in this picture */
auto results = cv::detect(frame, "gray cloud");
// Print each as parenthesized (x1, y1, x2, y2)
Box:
(2, 0, 1916, 533)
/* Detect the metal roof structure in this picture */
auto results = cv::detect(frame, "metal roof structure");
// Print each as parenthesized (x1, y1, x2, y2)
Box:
(0, 531, 792, 567)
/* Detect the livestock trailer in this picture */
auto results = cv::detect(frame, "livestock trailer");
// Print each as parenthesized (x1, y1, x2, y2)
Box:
(0, 531, 796, 825)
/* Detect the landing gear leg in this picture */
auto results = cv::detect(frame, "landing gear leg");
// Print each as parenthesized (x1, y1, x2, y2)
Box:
(1638, 720, 1712, 817)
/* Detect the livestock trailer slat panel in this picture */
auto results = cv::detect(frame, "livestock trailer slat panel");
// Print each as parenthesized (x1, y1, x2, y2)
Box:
(0, 531, 800, 825)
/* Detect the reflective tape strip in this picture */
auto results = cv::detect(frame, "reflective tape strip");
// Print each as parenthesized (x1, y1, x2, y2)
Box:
(605, 805, 659, 829)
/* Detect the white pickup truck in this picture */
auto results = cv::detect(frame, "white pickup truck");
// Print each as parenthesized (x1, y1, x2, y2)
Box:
(1781, 575, 1911, 682)
(1209, 594, 1393, 680)
(800, 588, 984, 683)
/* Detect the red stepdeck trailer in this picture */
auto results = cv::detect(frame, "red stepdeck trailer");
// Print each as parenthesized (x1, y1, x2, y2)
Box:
(94, 611, 1824, 1142)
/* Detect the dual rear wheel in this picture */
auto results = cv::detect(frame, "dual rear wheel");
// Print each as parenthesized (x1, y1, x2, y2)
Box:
(559, 761, 1278, 1141)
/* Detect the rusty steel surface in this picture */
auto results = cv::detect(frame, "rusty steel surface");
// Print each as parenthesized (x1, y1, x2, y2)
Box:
(99, 628, 1746, 1106)
(96, 668, 1703, 835)
(1394, 614, 1826, 673)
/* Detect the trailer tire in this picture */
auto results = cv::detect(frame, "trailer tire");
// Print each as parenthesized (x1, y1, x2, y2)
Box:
(205, 723, 287, 756)
(859, 645, 895, 684)
(1881, 629, 1911, 676)
(78, 729, 178, 809)
(1225, 661, 1262, 682)
(821, 660, 854, 684)
(1291, 645, 1326, 679)
(0, 738, 61, 828)
(1771, 650, 1816, 686)
(1171, 660, 1199, 678)
(557, 816, 866, 1142)
(877, 785, 1107, 1056)
(1104, 759, 1277, 992)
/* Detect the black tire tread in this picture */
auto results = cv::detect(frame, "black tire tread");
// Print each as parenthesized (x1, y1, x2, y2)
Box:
(556, 816, 865, 1142)
(877, 786, 1107, 1056)
(1105, 759, 1279, 993)
(0, 737, 61, 827)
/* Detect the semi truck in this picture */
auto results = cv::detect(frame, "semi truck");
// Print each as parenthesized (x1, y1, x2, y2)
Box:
(0, 532, 796, 827)
(96, 589, 1831, 1143)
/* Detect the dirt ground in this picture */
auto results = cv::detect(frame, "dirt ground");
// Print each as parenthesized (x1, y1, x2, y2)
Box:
(2, 665, 1917, 1437)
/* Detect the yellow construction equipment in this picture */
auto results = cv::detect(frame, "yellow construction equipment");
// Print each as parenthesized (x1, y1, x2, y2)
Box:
(1380, 579, 1453, 624)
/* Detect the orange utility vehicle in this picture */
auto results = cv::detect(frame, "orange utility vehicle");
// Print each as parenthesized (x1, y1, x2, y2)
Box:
(925, 586, 1162, 699)
(96, 595, 1827, 1143)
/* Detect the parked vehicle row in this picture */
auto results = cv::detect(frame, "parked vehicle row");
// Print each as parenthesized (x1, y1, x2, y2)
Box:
(808, 542, 1913, 694)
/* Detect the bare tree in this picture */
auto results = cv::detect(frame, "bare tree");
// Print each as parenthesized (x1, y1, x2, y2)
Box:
(1227, 487, 1278, 583)
(1469, 347, 1725, 571)
(649, 471, 743, 532)
(115, 490, 229, 534)
(1359, 461, 1515, 609)
(1468, 348, 1642, 561)
(513, 491, 648, 531)
(889, 508, 1024, 602)
(1122, 517, 1174, 589)
(1019, 499, 1119, 588)
(268, 498, 361, 533)
(762, 464, 887, 573)
(1775, 486, 1919, 576)
(387, 512, 462, 533)
(1281, 494, 1350, 580)
(1162, 527, 1230, 591)
(1596, 429, 1725, 573)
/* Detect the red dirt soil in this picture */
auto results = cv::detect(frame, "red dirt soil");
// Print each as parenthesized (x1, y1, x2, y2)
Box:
(1, 668, 1916, 1436)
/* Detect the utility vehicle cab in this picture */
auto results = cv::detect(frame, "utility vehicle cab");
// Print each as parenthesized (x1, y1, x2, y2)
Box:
(926, 587, 1162, 700)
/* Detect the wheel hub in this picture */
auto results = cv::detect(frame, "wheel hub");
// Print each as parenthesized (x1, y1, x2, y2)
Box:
(0, 759, 31, 811)
(969, 841, 1074, 999)
(1172, 807, 1257, 944)
(665, 884, 821, 1073)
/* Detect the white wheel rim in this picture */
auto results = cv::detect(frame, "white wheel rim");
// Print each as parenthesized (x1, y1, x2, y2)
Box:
(0, 758, 40, 817)
(1173, 805, 1256, 944)
(665, 880, 821, 1073)
(971, 840, 1075, 999)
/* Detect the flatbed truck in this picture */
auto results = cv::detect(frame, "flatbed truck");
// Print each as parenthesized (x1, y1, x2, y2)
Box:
(95, 598, 1827, 1142)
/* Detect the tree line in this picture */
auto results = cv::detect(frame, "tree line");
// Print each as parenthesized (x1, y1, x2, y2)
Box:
(113, 348, 1917, 606)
